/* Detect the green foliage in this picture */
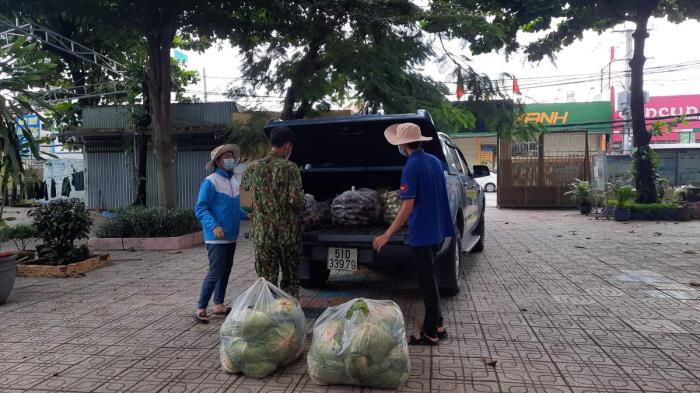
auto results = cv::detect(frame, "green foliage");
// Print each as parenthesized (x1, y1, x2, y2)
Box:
(624, 201, 680, 212)
(0, 224, 39, 251)
(218, 112, 272, 160)
(609, 184, 636, 208)
(96, 207, 200, 238)
(30, 199, 92, 265)
(564, 179, 592, 204)
(228, 0, 502, 123)
(0, 37, 53, 183)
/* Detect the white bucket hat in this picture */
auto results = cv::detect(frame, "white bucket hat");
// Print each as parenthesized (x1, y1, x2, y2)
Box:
(206, 144, 241, 170)
(384, 122, 433, 145)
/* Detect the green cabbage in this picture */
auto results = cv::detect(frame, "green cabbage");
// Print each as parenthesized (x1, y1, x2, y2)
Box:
(307, 299, 410, 389)
(241, 361, 277, 379)
(348, 323, 395, 363)
(220, 345, 241, 374)
(220, 319, 242, 337)
(241, 310, 273, 338)
(219, 292, 305, 379)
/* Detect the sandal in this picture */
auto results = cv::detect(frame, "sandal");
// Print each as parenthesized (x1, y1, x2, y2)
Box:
(212, 306, 232, 316)
(437, 328, 448, 340)
(408, 331, 438, 346)
(193, 311, 209, 324)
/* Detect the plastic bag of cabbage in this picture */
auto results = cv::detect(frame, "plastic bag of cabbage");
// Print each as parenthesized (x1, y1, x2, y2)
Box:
(307, 298, 411, 389)
(219, 278, 306, 378)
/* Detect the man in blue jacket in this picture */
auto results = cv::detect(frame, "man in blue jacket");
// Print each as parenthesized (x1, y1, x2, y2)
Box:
(193, 144, 249, 323)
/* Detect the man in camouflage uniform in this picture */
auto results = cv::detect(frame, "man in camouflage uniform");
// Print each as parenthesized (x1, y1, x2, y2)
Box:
(243, 126, 305, 297)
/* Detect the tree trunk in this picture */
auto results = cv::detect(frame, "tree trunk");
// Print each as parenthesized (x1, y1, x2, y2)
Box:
(133, 81, 151, 206)
(0, 166, 9, 220)
(146, 17, 177, 208)
(280, 37, 325, 120)
(630, 0, 658, 203)
(133, 132, 149, 206)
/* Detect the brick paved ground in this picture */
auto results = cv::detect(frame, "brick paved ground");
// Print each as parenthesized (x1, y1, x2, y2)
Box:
(1, 207, 699, 392)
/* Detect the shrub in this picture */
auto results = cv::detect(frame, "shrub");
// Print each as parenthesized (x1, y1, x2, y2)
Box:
(625, 202, 680, 212)
(0, 224, 39, 250)
(30, 199, 92, 265)
(610, 184, 636, 208)
(96, 207, 200, 238)
(564, 179, 592, 204)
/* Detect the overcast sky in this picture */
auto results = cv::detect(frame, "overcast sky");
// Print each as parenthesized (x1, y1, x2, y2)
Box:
(178, 16, 700, 110)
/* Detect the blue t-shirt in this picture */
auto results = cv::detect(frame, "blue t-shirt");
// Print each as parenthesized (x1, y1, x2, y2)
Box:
(399, 149, 456, 247)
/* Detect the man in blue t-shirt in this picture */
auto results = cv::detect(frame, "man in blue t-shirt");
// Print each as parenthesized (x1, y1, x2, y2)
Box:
(373, 122, 456, 346)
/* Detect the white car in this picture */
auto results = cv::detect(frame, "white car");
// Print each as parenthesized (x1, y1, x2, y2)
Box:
(476, 172, 497, 192)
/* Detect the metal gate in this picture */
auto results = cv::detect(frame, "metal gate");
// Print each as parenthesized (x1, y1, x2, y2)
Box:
(497, 131, 593, 207)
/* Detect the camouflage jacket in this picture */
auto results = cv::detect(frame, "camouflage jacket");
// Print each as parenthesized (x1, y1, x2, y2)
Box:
(243, 151, 305, 245)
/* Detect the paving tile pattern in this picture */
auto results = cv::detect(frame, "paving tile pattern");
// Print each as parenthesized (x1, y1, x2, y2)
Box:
(1, 208, 699, 392)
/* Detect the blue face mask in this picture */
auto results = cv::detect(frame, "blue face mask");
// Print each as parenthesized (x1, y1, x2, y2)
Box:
(223, 158, 237, 172)
(398, 146, 408, 157)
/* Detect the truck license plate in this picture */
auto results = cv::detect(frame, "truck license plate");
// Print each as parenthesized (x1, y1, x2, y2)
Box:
(327, 247, 358, 271)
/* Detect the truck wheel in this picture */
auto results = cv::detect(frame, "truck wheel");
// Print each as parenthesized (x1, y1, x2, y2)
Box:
(472, 206, 485, 253)
(300, 263, 330, 288)
(438, 229, 462, 297)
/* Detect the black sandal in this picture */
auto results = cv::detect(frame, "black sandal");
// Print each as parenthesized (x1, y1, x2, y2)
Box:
(437, 328, 448, 339)
(193, 311, 209, 324)
(212, 307, 232, 316)
(408, 331, 439, 346)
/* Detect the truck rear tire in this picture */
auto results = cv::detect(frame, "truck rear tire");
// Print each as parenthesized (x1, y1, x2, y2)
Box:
(300, 262, 330, 288)
(438, 229, 462, 297)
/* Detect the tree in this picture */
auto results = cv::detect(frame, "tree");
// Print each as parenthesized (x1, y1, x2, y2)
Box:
(0, 38, 53, 213)
(227, 0, 502, 126)
(0, 38, 51, 178)
(4, 0, 233, 207)
(428, 0, 699, 203)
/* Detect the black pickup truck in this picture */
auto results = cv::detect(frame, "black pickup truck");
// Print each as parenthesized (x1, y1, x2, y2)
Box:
(263, 110, 488, 295)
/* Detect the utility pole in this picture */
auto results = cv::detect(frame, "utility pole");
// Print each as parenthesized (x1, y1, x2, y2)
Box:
(621, 28, 634, 154)
(203, 68, 208, 103)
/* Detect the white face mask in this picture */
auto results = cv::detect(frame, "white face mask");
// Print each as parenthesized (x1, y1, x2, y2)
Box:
(223, 158, 237, 172)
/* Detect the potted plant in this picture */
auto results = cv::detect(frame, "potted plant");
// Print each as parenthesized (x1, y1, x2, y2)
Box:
(0, 224, 39, 261)
(565, 179, 593, 214)
(0, 251, 17, 304)
(29, 199, 92, 265)
(611, 184, 635, 221)
(674, 187, 691, 221)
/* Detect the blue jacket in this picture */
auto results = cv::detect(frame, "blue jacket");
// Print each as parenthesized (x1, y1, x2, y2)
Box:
(195, 168, 248, 243)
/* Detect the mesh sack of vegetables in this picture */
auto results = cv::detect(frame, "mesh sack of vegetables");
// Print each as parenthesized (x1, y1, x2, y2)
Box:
(300, 194, 322, 229)
(307, 298, 411, 389)
(318, 201, 332, 225)
(220, 278, 306, 378)
(331, 187, 383, 226)
(382, 190, 401, 225)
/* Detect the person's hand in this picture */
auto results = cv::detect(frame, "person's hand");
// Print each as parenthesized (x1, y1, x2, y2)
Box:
(213, 226, 225, 240)
(373, 233, 390, 251)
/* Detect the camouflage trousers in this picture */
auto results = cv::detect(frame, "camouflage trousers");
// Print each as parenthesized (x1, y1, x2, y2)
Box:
(254, 242, 300, 298)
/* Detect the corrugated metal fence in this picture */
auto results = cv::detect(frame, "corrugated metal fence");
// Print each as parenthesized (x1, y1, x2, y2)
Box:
(87, 138, 214, 210)
(83, 102, 238, 129)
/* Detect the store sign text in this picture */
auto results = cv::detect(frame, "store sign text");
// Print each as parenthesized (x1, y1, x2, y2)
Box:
(523, 111, 569, 125)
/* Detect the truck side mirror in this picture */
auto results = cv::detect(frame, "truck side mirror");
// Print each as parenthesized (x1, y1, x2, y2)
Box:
(473, 165, 490, 178)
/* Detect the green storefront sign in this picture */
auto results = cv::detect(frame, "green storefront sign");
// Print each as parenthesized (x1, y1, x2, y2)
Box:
(522, 101, 612, 133)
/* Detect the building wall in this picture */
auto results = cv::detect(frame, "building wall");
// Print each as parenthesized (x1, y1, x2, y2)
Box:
(453, 136, 498, 169)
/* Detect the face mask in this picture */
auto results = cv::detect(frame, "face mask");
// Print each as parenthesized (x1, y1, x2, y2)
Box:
(398, 146, 408, 157)
(223, 158, 237, 172)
